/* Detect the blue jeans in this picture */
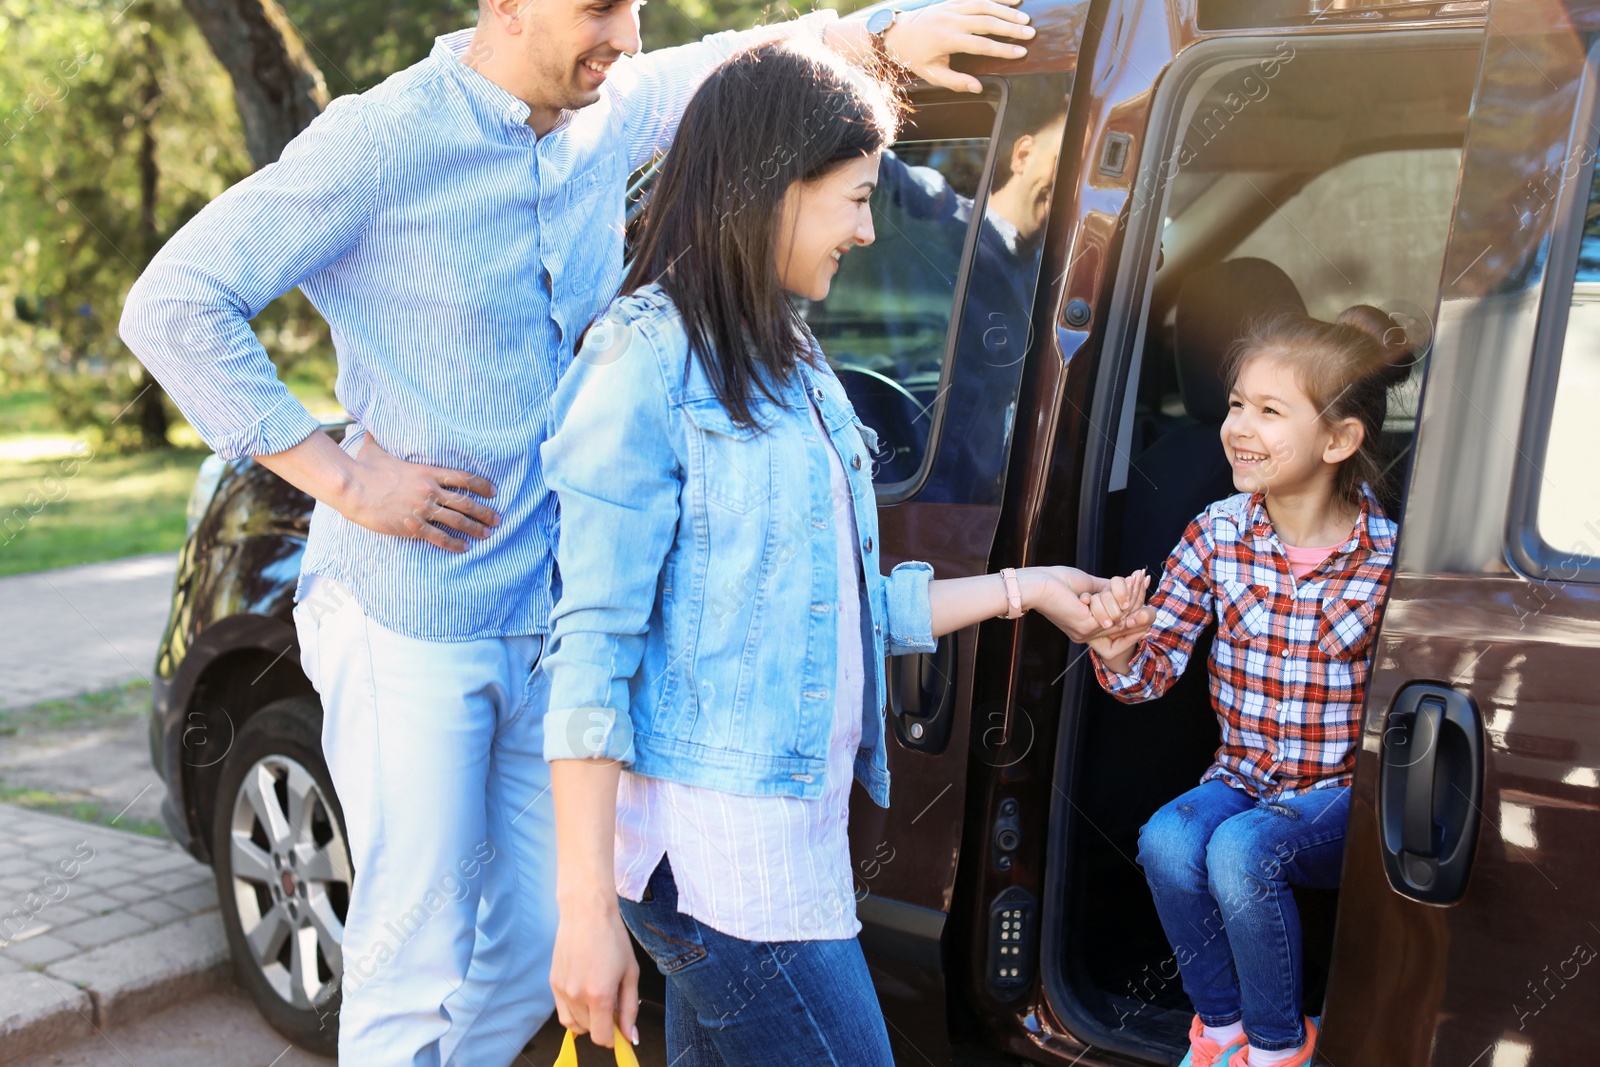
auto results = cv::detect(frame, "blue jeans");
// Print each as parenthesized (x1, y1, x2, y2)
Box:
(1136, 779, 1351, 1051)
(617, 858, 894, 1066)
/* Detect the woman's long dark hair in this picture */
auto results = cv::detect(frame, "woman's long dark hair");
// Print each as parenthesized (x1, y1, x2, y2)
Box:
(621, 41, 899, 427)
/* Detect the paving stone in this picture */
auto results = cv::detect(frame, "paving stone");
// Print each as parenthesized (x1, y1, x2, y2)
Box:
(0, 972, 95, 1060)
(147, 868, 207, 892)
(0, 553, 178, 711)
(46, 912, 230, 1030)
(33, 903, 91, 927)
(52, 911, 154, 949)
(0, 933, 79, 966)
(128, 851, 199, 875)
(166, 883, 220, 914)
(64, 892, 119, 916)
(72, 865, 141, 891)
(103, 882, 162, 905)
(124, 899, 186, 926)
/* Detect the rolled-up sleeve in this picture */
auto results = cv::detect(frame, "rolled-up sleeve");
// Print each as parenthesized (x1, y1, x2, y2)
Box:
(880, 561, 936, 656)
(540, 314, 682, 763)
(118, 97, 380, 460)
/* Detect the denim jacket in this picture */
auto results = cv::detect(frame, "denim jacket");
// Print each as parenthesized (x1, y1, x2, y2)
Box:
(539, 284, 935, 807)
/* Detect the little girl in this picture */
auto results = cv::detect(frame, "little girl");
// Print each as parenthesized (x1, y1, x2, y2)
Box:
(1086, 306, 1414, 1067)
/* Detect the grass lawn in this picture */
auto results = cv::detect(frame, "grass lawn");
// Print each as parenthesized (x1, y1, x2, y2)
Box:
(0, 370, 341, 578)
(0, 444, 209, 578)
(0, 678, 152, 737)
(0, 680, 168, 838)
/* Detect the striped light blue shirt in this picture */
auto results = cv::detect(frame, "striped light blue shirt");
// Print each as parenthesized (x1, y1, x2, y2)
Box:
(120, 20, 833, 641)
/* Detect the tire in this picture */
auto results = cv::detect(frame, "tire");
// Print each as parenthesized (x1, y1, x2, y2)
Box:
(210, 696, 351, 1056)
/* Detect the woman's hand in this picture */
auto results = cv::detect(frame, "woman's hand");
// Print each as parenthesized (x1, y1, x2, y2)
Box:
(1022, 566, 1150, 643)
(551, 901, 640, 1049)
(549, 759, 634, 1047)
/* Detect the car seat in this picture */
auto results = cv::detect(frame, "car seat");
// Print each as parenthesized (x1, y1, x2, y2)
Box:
(1117, 258, 1308, 579)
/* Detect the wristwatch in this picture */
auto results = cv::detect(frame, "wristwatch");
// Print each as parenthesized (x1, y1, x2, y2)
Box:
(866, 7, 901, 64)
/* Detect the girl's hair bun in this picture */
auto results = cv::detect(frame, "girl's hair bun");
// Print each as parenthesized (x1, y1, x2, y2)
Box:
(1335, 304, 1420, 388)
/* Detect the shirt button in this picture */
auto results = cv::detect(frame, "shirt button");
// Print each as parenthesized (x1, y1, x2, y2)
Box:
(1282, 649, 1290, 658)
(852, 454, 862, 471)
(864, 536, 874, 553)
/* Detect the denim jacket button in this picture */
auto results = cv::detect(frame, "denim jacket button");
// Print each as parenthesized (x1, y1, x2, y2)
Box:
(863, 536, 874, 553)
(813, 387, 824, 404)
(852, 454, 862, 470)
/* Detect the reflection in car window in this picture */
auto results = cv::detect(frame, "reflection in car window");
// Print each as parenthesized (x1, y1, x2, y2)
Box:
(1538, 170, 1600, 556)
(799, 136, 992, 486)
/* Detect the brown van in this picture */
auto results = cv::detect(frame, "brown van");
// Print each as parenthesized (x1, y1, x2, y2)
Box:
(151, 0, 1600, 1062)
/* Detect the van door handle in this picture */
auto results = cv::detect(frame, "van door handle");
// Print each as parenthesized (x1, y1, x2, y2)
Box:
(889, 641, 956, 754)
(1399, 694, 1444, 859)
(1378, 684, 1484, 904)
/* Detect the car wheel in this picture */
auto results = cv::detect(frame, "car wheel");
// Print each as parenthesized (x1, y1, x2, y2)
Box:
(210, 695, 351, 1055)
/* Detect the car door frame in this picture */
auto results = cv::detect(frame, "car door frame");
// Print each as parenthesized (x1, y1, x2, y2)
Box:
(1321, 2, 1600, 1064)
(845, 55, 1093, 1067)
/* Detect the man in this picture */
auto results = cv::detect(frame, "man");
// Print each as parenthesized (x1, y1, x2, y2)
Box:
(119, 0, 1034, 1063)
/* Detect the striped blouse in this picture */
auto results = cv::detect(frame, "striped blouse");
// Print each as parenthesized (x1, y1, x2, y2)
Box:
(613, 401, 868, 942)
(119, 19, 833, 642)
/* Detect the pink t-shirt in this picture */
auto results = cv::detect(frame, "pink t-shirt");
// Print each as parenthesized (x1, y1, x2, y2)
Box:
(1282, 541, 1339, 580)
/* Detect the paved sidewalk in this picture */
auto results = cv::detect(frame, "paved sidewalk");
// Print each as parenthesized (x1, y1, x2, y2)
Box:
(0, 553, 179, 712)
(0, 805, 224, 1061)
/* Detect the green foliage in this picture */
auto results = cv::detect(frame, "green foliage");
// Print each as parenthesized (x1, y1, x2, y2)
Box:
(0, 0, 333, 450)
(280, 0, 479, 97)
(0, 443, 208, 575)
(0, 0, 869, 451)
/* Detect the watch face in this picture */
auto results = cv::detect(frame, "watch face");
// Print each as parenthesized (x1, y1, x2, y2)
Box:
(867, 7, 895, 34)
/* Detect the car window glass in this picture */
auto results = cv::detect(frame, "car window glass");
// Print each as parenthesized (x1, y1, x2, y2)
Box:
(1229, 147, 1460, 428)
(798, 101, 996, 488)
(1535, 171, 1600, 557)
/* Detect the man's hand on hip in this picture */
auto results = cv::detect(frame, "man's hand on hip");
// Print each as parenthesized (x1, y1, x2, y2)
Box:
(256, 429, 500, 553)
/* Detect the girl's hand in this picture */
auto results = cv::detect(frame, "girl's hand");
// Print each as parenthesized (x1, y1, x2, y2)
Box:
(1078, 570, 1148, 631)
(1087, 621, 1151, 675)
(1082, 571, 1154, 673)
(550, 902, 640, 1049)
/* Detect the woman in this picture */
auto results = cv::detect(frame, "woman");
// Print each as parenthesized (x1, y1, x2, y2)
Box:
(540, 42, 1145, 1064)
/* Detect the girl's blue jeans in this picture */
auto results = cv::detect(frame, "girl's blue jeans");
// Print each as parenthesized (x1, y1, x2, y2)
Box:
(617, 857, 894, 1066)
(1137, 779, 1351, 1051)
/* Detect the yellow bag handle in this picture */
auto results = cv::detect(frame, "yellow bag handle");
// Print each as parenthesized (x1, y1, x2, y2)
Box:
(554, 1025, 641, 1067)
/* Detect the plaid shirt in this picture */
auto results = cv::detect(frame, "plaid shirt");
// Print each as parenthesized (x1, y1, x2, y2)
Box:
(1092, 486, 1397, 798)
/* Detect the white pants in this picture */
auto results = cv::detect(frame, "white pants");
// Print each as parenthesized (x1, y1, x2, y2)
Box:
(293, 574, 556, 1067)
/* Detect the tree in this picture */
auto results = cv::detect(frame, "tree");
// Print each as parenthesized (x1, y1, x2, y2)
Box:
(0, 0, 327, 451)
(178, 0, 326, 168)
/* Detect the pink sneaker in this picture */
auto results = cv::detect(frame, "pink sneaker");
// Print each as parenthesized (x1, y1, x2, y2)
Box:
(1178, 1016, 1248, 1067)
(1226, 1017, 1320, 1067)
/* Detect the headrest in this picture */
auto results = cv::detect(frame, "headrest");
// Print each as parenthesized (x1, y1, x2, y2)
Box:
(1174, 258, 1306, 423)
